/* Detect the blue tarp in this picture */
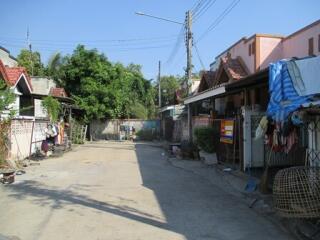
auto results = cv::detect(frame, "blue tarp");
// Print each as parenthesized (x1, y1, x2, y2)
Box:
(267, 60, 311, 122)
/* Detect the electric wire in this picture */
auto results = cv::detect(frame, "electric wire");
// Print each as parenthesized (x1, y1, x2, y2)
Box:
(193, 0, 218, 23)
(166, 25, 185, 64)
(191, 0, 207, 14)
(0, 38, 177, 48)
(0, 41, 172, 52)
(194, 42, 206, 70)
(0, 35, 179, 44)
(196, 0, 241, 43)
(193, 0, 212, 19)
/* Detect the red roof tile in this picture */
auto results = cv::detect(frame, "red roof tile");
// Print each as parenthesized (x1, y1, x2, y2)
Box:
(50, 87, 68, 98)
(220, 56, 248, 80)
(0, 60, 33, 91)
(198, 71, 216, 92)
(0, 60, 9, 82)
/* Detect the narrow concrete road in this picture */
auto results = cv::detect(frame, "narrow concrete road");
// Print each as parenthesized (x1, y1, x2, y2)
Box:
(0, 142, 292, 240)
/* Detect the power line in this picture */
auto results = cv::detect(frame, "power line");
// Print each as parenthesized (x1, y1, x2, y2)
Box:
(196, 0, 241, 43)
(0, 35, 179, 44)
(194, 42, 205, 70)
(166, 26, 185, 64)
(193, 0, 218, 23)
(193, 0, 211, 19)
(0, 37, 177, 48)
(191, 0, 207, 13)
(0, 41, 172, 52)
(192, 0, 211, 16)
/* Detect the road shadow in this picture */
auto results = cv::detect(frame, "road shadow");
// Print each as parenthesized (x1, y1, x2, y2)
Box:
(133, 144, 291, 240)
(4, 180, 171, 231)
(3, 142, 291, 240)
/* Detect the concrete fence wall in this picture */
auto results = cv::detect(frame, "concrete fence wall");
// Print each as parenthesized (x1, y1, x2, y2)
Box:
(90, 119, 160, 140)
(9, 119, 49, 160)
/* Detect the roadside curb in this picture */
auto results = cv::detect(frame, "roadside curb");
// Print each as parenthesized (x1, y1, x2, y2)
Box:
(165, 156, 299, 239)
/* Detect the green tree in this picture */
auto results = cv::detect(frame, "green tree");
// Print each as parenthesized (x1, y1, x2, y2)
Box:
(17, 49, 45, 76)
(155, 75, 181, 107)
(41, 96, 61, 122)
(0, 79, 16, 119)
(59, 45, 156, 122)
(0, 79, 16, 166)
(46, 52, 65, 85)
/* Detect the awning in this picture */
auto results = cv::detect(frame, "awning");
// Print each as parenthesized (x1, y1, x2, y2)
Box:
(159, 105, 175, 113)
(184, 86, 226, 105)
(226, 68, 268, 92)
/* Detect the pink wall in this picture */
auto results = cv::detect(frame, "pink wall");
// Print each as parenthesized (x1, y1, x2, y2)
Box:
(283, 23, 320, 58)
(211, 20, 320, 76)
(259, 37, 283, 70)
(228, 38, 255, 74)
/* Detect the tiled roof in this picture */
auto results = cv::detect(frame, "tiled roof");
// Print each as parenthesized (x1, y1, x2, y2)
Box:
(220, 56, 248, 80)
(0, 60, 33, 90)
(50, 87, 68, 97)
(198, 71, 216, 92)
(0, 60, 8, 81)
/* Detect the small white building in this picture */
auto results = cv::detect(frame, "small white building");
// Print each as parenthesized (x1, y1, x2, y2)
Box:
(0, 46, 18, 68)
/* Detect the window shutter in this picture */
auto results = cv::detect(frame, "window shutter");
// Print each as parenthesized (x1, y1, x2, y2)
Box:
(251, 41, 256, 55)
(308, 37, 314, 55)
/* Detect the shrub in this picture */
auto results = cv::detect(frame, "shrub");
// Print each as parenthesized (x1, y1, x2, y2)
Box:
(42, 96, 61, 122)
(136, 129, 157, 141)
(194, 126, 217, 153)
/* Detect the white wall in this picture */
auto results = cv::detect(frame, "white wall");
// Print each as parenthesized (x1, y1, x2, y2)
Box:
(90, 119, 160, 140)
(34, 99, 48, 118)
(0, 48, 18, 67)
(31, 77, 56, 95)
(191, 80, 200, 93)
(9, 119, 48, 160)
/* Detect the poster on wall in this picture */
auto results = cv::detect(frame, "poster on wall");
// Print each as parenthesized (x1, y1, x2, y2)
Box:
(220, 120, 234, 144)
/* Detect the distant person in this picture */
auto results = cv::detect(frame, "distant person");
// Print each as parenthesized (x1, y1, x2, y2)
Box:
(131, 126, 136, 141)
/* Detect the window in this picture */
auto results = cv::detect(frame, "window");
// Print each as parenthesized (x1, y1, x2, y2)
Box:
(308, 37, 314, 55)
(251, 41, 256, 55)
(318, 34, 320, 52)
(248, 44, 251, 56)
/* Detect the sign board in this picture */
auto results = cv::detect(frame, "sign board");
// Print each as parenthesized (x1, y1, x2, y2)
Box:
(220, 120, 234, 144)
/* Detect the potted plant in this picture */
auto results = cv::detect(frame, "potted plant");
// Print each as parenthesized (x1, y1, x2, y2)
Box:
(194, 126, 218, 165)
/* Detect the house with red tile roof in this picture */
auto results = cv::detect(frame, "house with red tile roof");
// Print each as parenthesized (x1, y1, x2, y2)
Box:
(49, 87, 68, 98)
(30, 76, 72, 118)
(0, 60, 34, 118)
(0, 57, 71, 119)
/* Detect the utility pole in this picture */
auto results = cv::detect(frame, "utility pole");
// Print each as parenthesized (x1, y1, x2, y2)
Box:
(135, 10, 194, 140)
(27, 27, 34, 76)
(158, 60, 161, 108)
(185, 10, 193, 141)
(185, 10, 193, 95)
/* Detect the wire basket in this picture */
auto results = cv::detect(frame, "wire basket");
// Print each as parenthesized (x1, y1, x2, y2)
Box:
(273, 166, 320, 218)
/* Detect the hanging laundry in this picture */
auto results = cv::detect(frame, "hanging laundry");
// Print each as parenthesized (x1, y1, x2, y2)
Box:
(255, 116, 268, 139)
(291, 111, 305, 126)
(284, 128, 298, 154)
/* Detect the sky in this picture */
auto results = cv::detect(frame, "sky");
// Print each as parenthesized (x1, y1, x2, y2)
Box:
(0, 0, 319, 81)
